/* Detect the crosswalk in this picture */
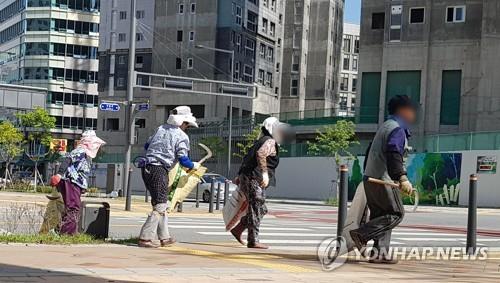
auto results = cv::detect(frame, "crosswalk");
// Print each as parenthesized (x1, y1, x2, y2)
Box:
(159, 217, 500, 251)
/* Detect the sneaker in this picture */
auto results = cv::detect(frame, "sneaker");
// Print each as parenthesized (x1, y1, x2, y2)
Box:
(138, 240, 160, 248)
(160, 238, 176, 247)
(247, 242, 269, 249)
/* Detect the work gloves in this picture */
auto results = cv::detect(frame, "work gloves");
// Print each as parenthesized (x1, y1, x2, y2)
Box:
(261, 172, 270, 188)
(192, 162, 201, 170)
(399, 175, 414, 194)
(50, 174, 62, 187)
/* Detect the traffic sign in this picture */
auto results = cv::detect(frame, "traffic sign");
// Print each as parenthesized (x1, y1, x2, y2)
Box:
(100, 102, 120, 112)
(137, 103, 150, 112)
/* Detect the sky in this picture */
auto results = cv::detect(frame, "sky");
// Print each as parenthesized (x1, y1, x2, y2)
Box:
(344, 0, 361, 24)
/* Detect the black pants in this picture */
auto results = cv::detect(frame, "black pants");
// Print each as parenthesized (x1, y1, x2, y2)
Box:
(239, 175, 267, 245)
(142, 165, 169, 206)
(352, 180, 405, 247)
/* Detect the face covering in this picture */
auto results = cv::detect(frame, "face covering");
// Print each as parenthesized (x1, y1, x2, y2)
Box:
(78, 130, 106, 159)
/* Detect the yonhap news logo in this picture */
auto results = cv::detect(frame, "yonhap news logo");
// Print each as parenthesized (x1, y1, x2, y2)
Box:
(317, 236, 489, 271)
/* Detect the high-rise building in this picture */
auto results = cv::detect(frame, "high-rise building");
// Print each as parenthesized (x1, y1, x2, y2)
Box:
(151, 0, 284, 122)
(339, 23, 359, 117)
(358, 0, 500, 134)
(280, 0, 344, 115)
(97, 0, 155, 153)
(0, 0, 100, 142)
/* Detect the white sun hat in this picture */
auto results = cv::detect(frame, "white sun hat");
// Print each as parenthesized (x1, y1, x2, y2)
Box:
(167, 106, 199, 128)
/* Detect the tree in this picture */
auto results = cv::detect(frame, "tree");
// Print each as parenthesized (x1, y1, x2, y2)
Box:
(16, 107, 55, 147)
(307, 120, 359, 166)
(199, 136, 227, 158)
(233, 126, 261, 159)
(0, 121, 24, 187)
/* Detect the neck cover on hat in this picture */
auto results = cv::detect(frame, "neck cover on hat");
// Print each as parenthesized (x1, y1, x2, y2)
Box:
(78, 130, 106, 159)
(167, 106, 199, 128)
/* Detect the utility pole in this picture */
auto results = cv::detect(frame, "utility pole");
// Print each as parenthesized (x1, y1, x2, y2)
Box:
(124, 0, 137, 211)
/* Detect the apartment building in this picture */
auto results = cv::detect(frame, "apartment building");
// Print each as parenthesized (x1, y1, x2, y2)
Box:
(358, 0, 500, 134)
(280, 0, 344, 115)
(338, 23, 359, 117)
(0, 0, 100, 142)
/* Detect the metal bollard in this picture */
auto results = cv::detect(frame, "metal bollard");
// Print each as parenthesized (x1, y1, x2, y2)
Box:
(337, 165, 349, 238)
(223, 181, 229, 206)
(208, 177, 215, 213)
(195, 183, 200, 208)
(177, 202, 183, 213)
(466, 174, 478, 254)
(216, 182, 221, 210)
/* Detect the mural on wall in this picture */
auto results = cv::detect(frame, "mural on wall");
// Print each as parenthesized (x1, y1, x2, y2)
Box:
(347, 153, 463, 206)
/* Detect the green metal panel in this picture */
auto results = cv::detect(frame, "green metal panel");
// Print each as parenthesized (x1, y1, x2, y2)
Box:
(359, 72, 381, 123)
(440, 70, 461, 125)
(385, 71, 421, 116)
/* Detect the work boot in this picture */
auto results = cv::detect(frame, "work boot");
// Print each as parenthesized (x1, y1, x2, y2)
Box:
(247, 242, 269, 249)
(160, 238, 176, 247)
(349, 230, 367, 251)
(230, 222, 246, 246)
(138, 239, 159, 248)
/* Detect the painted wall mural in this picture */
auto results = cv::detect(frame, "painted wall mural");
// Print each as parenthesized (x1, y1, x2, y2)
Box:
(347, 153, 463, 206)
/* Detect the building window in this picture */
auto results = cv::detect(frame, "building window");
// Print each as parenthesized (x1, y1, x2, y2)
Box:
(191, 3, 196, 13)
(234, 61, 240, 79)
(258, 69, 265, 84)
(235, 34, 241, 52)
(136, 10, 145, 19)
(267, 46, 274, 61)
(340, 96, 348, 110)
(106, 118, 119, 131)
(247, 11, 257, 32)
(187, 58, 193, 69)
(293, 30, 301, 48)
(446, 6, 466, 23)
(343, 55, 350, 70)
(343, 37, 351, 53)
(177, 30, 183, 41)
(245, 39, 255, 57)
(259, 43, 266, 58)
(243, 65, 253, 83)
(189, 31, 195, 41)
(270, 22, 276, 37)
(178, 4, 184, 14)
(352, 57, 358, 71)
(340, 75, 349, 91)
(117, 77, 125, 87)
(176, 57, 182, 69)
(266, 72, 273, 88)
(235, 5, 242, 25)
(409, 7, 425, 24)
(136, 33, 144, 41)
(292, 54, 300, 72)
(119, 11, 127, 20)
(135, 119, 146, 128)
(372, 12, 385, 29)
(291, 79, 298, 96)
(118, 55, 126, 64)
(352, 78, 358, 92)
(118, 33, 126, 42)
(136, 55, 144, 64)
(354, 38, 360, 53)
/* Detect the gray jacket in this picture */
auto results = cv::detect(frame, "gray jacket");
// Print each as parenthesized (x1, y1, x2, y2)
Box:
(145, 124, 190, 170)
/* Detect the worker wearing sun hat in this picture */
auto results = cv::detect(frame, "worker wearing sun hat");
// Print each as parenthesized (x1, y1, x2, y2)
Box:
(138, 106, 200, 248)
(49, 130, 106, 235)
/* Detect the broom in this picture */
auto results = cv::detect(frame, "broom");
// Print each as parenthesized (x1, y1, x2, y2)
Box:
(167, 143, 213, 212)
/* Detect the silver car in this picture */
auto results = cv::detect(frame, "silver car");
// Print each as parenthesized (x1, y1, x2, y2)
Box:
(188, 173, 238, 202)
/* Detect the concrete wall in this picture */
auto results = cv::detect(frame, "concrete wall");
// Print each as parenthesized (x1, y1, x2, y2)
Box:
(458, 150, 500, 208)
(268, 157, 338, 200)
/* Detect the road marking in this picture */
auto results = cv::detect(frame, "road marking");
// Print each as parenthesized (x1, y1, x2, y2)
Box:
(161, 245, 318, 273)
(169, 225, 311, 231)
(394, 237, 500, 242)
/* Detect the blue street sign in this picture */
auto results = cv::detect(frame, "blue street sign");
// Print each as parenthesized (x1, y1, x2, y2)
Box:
(99, 102, 120, 112)
(137, 103, 150, 112)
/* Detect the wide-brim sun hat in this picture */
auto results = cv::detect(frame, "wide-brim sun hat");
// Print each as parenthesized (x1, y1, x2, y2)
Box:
(167, 106, 199, 128)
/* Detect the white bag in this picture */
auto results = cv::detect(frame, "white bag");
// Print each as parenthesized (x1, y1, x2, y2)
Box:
(341, 182, 370, 252)
(222, 187, 248, 231)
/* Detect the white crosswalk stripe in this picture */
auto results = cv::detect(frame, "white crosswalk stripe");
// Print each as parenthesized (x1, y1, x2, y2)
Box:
(166, 217, 500, 251)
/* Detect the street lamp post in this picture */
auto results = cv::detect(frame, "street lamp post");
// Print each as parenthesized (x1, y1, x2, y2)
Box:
(195, 45, 235, 178)
(60, 86, 88, 131)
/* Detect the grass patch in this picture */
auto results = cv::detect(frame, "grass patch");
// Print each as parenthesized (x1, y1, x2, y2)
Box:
(325, 197, 338, 206)
(0, 233, 104, 245)
(109, 237, 140, 245)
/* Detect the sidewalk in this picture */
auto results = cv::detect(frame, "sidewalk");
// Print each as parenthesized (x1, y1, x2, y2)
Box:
(0, 242, 498, 282)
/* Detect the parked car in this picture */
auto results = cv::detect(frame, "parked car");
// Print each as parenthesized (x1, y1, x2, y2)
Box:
(187, 173, 238, 202)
